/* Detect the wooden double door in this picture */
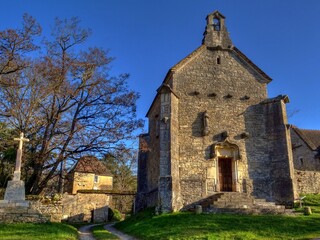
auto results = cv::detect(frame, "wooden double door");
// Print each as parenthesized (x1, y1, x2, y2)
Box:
(218, 158, 233, 191)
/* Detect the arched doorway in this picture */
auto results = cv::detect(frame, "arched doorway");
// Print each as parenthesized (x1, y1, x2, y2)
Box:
(213, 140, 241, 192)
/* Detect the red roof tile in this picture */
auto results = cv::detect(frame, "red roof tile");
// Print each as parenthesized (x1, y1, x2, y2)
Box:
(72, 156, 112, 176)
(292, 127, 320, 151)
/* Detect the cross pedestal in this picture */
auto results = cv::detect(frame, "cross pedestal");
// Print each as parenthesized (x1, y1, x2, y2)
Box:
(1, 133, 29, 206)
(4, 180, 26, 202)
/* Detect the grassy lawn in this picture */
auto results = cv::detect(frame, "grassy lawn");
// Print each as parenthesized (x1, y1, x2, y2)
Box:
(299, 193, 320, 213)
(1, 194, 319, 240)
(115, 209, 320, 240)
(0, 222, 78, 240)
(92, 224, 119, 240)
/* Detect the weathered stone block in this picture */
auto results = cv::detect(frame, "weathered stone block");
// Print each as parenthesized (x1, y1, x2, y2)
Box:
(4, 180, 26, 201)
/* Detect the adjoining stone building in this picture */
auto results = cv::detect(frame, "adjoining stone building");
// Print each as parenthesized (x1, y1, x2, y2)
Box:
(136, 11, 320, 213)
(291, 127, 320, 193)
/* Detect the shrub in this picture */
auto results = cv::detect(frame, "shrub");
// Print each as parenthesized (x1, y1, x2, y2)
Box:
(108, 208, 123, 221)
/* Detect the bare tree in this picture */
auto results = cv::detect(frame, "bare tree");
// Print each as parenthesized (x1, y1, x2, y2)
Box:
(0, 14, 41, 80)
(0, 16, 143, 194)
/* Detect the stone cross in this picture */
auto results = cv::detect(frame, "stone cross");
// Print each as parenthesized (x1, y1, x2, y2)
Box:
(13, 132, 29, 181)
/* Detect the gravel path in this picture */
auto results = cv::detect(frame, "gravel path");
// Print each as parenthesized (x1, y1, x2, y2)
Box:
(104, 223, 138, 240)
(78, 224, 99, 240)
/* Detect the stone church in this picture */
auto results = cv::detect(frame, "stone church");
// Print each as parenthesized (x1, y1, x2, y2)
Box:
(136, 11, 320, 213)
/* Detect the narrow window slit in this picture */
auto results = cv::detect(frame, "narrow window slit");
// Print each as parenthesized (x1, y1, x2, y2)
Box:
(217, 57, 221, 65)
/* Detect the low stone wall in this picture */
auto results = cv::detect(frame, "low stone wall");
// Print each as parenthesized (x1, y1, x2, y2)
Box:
(61, 192, 111, 222)
(29, 196, 63, 222)
(0, 204, 49, 223)
(27, 193, 111, 223)
(0, 192, 112, 223)
(295, 170, 320, 193)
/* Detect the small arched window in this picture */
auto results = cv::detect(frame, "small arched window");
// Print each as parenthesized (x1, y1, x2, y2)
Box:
(213, 18, 220, 31)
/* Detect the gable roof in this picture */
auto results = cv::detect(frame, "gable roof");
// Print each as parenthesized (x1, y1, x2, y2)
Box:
(292, 126, 320, 151)
(166, 45, 272, 84)
(145, 83, 180, 117)
(208, 10, 226, 19)
(146, 44, 272, 117)
(232, 47, 272, 83)
(71, 156, 112, 176)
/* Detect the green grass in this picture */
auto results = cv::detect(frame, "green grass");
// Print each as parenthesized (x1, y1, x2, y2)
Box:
(92, 224, 119, 240)
(0, 222, 78, 240)
(302, 193, 320, 213)
(115, 208, 320, 240)
(1, 194, 319, 240)
(295, 193, 320, 214)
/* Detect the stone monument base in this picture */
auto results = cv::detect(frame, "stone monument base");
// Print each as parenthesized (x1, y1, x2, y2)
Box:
(0, 180, 48, 223)
(4, 179, 26, 202)
(0, 203, 48, 223)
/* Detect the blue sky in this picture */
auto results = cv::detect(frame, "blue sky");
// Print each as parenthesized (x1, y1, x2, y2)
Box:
(1, 0, 320, 132)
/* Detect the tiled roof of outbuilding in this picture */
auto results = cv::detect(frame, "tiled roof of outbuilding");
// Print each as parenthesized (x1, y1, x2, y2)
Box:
(71, 156, 112, 176)
(292, 126, 320, 151)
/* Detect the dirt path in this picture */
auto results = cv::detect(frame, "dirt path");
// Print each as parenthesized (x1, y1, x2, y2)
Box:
(78, 224, 99, 240)
(104, 223, 138, 240)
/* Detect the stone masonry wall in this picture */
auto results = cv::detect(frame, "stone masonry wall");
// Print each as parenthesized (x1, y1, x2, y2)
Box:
(291, 128, 320, 193)
(71, 172, 113, 194)
(172, 48, 269, 207)
(147, 96, 161, 192)
(30, 193, 111, 223)
(263, 100, 296, 203)
(135, 96, 160, 212)
(291, 129, 320, 171)
(0, 203, 49, 223)
(294, 171, 320, 193)
(137, 134, 150, 193)
(243, 103, 271, 199)
(158, 90, 174, 212)
(170, 92, 183, 211)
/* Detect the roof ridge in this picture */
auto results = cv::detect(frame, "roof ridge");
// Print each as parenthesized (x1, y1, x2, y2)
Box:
(72, 156, 112, 176)
(292, 127, 318, 150)
(170, 45, 206, 72)
(295, 128, 320, 132)
(232, 46, 272, 83)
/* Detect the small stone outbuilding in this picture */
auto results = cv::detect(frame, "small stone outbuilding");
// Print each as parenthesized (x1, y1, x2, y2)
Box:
(66, 156, 113, 194)
(136, 10, 320, 213)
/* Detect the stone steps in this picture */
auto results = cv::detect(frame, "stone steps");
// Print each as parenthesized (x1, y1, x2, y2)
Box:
(189, 192, 291, 215)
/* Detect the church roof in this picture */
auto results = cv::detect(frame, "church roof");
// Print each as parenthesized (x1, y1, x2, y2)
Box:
(232, 47, 272, 83)
(292, 126, 320, 151)
(146, 44, 272, 117)
(71, 156, 112, 176)
(166, 45, 272, 83)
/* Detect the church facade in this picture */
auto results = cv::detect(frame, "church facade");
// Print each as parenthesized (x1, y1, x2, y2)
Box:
(136, 11, 320, 213)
